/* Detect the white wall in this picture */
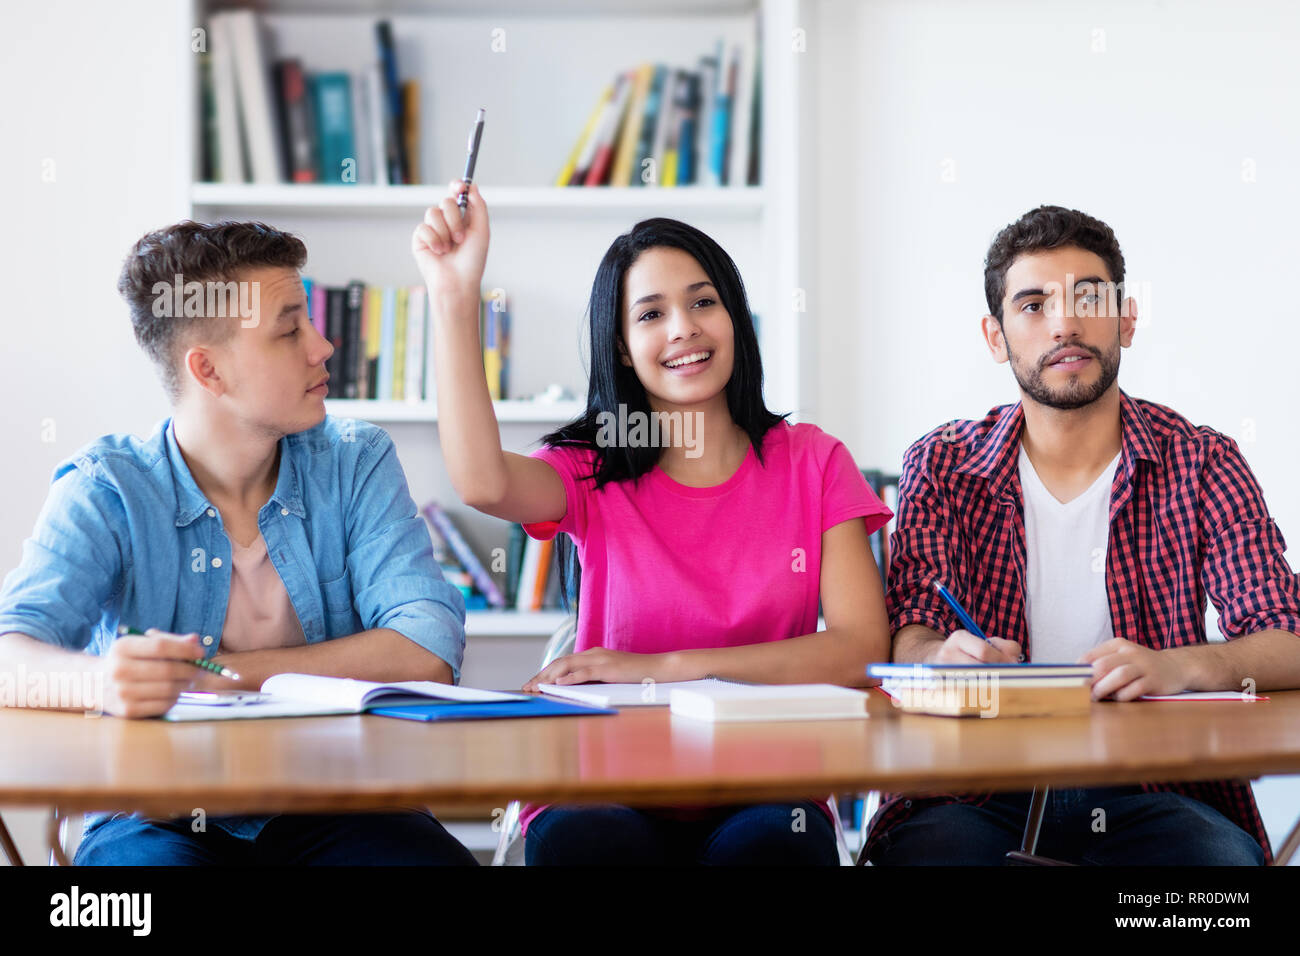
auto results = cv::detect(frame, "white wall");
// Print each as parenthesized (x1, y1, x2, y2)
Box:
(0, 0, 187, 863)
(812, 0, 1300, 853)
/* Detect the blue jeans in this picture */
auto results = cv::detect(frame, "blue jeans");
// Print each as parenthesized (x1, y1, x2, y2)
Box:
(525, 802, 839, 865)
(868, 786, 1265, 866)
(74, 809, 478, 866)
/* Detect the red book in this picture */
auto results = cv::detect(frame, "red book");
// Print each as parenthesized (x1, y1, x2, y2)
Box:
(273, 59, 317, 183)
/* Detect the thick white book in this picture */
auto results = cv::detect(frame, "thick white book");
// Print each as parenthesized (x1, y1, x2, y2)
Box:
(540, 678, 870, 719)
(670, 682, 871, 722)
(164, 673, 523, 721)
(367, 62, 389, 187)
(351, 69, 374, 184)
(726, 29, 756, 188)
(208, 13, 243, 183)
(225, 10, 284, 184)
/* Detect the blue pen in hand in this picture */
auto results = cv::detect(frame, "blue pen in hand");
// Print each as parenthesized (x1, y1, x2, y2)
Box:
(932, 581, 990, 641)
(932, 581, 1026, 662)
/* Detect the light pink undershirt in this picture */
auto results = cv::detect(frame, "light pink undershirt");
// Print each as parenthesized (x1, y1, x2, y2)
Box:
(220, 533, 307, 652)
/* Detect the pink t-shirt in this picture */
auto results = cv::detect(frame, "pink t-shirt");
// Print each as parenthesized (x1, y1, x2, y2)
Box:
(219, 534, 307, 653)
(519, 420, 892, 835)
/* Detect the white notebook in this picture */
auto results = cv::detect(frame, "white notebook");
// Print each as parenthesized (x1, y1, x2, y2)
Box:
(163, 673, 524, 722)
(538, 679, 721, 708)
(669, 682, 871, 722)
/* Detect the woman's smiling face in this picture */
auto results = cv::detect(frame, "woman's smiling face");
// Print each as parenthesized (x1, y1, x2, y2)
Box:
(619, 246, 734, 409)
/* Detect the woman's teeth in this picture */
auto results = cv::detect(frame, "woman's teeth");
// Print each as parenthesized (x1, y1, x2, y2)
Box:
(664, 351, 711, 368)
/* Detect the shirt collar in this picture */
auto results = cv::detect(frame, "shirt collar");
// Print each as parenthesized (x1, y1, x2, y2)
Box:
(166, 419, 306, 527)
(954, 389, 1162, 500)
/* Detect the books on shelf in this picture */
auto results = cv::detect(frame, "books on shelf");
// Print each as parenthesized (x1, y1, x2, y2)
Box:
(304, 279, 507, 404)
(301, 278, 432, 402)
(423, 501, 506, 609)
(421, 502, 574, 614)
(202, 13, 420, 185)
(560, 27, 760, 189)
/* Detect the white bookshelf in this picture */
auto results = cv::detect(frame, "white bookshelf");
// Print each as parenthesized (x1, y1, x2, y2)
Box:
(326, 398, 583, 423)
(192, 183, 769, 215)
(179, 0, 816, 649)
(465, 610, 569, 637)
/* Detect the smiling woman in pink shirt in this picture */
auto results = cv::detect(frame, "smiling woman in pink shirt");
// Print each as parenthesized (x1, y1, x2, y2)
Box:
(412, 180, 891, 865)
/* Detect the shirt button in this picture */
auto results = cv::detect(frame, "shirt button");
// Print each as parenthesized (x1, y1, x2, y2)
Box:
(201, 635, 214, 647)
(210, 557, 222, 568)
(206, 508, 216, 517)
(904, 800, 913, 809)
(280, 508, 289, 516)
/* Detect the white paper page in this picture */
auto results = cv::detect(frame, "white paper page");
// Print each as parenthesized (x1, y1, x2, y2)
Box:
(163, 699, 353, 722)
(1138, 690, 1266, 701)
(375, 681, 526, 703)
(259, 674, 527, 709)
(539, 679, 733, 708)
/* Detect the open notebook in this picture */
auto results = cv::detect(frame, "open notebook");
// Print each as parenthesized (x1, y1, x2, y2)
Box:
(163, 674, 526, 721)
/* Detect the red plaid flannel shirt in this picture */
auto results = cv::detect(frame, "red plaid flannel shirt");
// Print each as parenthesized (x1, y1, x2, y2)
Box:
(867, 391, 1300, 862)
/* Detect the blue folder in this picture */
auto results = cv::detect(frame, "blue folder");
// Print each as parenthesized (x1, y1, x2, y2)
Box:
(369, 697, 615, 723)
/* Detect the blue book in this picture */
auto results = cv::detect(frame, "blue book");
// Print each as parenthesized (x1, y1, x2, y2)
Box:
(312, 72, 355, 185)
(869, 663, 1094, 680)
(371, 698, 616, 722)
(709, 43, 734, 186)
(634, 65, 667, 186)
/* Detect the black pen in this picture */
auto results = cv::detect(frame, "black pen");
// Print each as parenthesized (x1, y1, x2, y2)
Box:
(457, 107, 486, 214)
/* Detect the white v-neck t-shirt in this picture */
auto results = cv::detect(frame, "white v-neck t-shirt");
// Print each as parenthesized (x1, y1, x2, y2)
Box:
(1018, 445, 1121, 664)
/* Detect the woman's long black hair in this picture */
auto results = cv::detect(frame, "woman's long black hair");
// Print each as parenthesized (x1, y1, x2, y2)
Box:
(540, 217, 788, 614)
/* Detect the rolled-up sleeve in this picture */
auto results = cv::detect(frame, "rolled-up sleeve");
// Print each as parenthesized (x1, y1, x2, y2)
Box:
(886, 439, 961, 638)
(1199, 436, 1300, 639)
(0, 464, 128, 651)
(344, 430, 466, 681)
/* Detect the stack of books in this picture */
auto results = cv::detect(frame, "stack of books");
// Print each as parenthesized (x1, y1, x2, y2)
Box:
(869, 663, 1095, 718)
(201, 13, 419, 185)
(556, 37, 762, 188)
(304, 281, 508, 403)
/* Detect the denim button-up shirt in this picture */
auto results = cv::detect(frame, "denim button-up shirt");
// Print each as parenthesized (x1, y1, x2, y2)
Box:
(0, 414, 465, 840)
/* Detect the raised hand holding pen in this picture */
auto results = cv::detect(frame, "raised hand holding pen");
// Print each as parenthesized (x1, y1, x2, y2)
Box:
(411, 178, 489, 305)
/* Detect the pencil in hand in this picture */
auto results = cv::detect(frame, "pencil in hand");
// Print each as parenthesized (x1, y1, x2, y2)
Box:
(116, 625, 242, 682)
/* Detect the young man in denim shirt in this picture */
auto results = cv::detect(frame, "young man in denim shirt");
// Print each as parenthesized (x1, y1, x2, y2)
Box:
(0, 221, 475, 865)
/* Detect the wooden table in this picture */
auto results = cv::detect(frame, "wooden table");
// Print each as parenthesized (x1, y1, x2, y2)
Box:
(2, 690, 1298, 863)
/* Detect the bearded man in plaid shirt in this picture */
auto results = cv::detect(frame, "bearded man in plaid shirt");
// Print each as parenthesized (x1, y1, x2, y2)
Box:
(866, 205, 1300, 866)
